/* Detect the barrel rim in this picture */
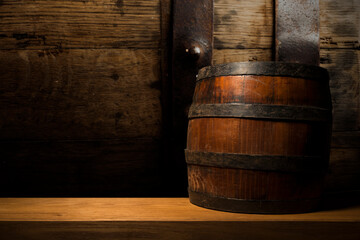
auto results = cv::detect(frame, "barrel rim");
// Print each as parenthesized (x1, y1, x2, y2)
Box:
(197, 61, 329, 82)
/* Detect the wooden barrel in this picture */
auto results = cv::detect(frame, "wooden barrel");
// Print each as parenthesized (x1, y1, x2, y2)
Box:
(185, 62, 332, 214)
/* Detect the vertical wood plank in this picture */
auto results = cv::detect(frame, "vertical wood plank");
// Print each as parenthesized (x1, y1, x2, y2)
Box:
(320, 0, 360, 49)
(0, 0, 164, 196)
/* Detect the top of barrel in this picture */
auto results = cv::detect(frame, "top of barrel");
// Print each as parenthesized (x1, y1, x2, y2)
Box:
(197, 62, 329, 81)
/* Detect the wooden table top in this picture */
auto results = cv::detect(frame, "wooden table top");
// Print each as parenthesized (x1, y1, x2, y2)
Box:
(1, 198, 359, 222)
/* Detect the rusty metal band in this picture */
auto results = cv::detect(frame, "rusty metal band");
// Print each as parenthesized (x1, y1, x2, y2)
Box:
(197, 62, 328, 82)
(275, 0, 320, 65)
(188, 190, 320, 214)
(188, 103, 331, 122)
(185, 150, 327, 173)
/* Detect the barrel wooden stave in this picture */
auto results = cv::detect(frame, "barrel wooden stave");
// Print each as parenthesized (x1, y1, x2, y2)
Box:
(186, 62, 332, 213)
(188, 165, 323, 200)
(187, 118, 329, 156)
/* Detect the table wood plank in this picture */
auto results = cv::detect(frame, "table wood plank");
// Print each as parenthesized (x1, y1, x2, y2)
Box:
(1, 198, 359, 240)
(0, 198, 360, 222)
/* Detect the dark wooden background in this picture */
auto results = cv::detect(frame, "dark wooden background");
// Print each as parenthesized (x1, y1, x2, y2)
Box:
(0, 0, 359, 196)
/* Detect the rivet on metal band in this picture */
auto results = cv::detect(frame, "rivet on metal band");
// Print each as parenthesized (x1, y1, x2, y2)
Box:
(188, 103, 331, 122)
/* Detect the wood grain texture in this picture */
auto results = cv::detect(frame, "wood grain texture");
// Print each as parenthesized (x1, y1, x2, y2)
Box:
(0, 48, 163, 196)
(188, 165, 323, 200)
(326, 148, 360, 193)
(211, 50, 360, 196)
(214, 0, 273, 49)
(1, 198, 360, 221)
(0, 0, 358, 198)
(320, 49, 359, 132)
(212, 0, 360, 197)
(214, 0, 359, 50)
(187, 73, 331, 208)
(193, 76, 330, 108)
(0, 0, 161, 49)
(1, 0, 357, 51)
(188, 118, 329, 156)
(1, 198, 359, 240)
(211, 48, 360, 126)
(212, 41, 360, 136)
(189, 75, 331, 156)
(0, 49, 162, 140)
(0, 198, 360, 240)
(320, 0, 360, 49)
(0, 0, 165, 196)
(1, 221, 360, 240)
(213, 49, 272, 64)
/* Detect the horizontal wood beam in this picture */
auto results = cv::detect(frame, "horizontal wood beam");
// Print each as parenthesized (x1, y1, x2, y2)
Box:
(0, 198, 359, 240)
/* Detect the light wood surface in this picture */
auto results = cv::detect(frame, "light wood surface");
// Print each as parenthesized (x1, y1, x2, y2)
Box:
(1, 198, 360, 240)
(0, 198, 359, 222)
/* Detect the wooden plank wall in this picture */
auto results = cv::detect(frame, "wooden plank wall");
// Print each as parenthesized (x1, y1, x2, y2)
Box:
(213, 0, 360, 194)
(0, 0, 164, 196)
(0, 0, 358, 196)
